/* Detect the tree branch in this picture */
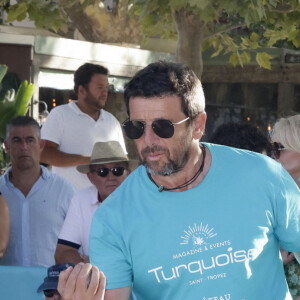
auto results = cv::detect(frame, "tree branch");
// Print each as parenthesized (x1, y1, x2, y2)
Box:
(204, 23, 246, 40)
(265, 4, 294, 13)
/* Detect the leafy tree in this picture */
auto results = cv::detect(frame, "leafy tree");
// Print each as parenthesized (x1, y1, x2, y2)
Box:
(1, 0, 299, 77)
(131, 0, 299, 76)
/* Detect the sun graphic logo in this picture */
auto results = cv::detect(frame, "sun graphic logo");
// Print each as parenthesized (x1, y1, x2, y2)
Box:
(180, 223, 217, 247)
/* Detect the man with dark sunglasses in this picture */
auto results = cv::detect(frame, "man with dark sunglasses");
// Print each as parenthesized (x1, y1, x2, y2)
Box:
(58, 61, 300, 300)
(54, 141, 137, 265)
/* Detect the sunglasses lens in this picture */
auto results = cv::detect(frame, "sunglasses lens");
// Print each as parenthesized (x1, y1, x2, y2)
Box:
(44, 290, 57, 297)
(97, 168, 109, 177)
(123, 120, 144, 139)
(96, 167, 125, 177)
(112, 167, 125, 176)
(152, 119, 174, 138)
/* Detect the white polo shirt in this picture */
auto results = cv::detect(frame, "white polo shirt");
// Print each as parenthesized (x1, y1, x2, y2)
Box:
(41, 101, 126, 189)
(58, 186, 100, 256)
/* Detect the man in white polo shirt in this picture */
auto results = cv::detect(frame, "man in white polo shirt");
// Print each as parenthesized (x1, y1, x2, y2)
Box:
(40, 63, 126, 189)
(54, 141, 138, 265)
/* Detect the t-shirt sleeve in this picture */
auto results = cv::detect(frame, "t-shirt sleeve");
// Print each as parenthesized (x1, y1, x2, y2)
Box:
(89, 205, 132, 289)
(59, 192, 82, 246)
(274, 165, 300, 252)
(41, 107, 63, 145)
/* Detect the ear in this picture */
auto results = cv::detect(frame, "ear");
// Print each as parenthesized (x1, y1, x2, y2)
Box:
(193, 112, 207, 140)
(78, 85, 87, 98)
(87, 172, 95, 184)
(4, 140, 10, 153)
(39, 139, 45, 151)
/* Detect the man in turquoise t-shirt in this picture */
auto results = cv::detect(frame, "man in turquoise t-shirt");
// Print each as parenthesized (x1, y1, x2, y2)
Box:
(58, 61, 300, 300)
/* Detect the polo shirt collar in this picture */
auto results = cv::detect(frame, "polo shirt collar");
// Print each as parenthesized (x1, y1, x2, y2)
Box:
(69, 101, 105, 121)
(4, 165, 49, 186)
(91, 185, 101, 205)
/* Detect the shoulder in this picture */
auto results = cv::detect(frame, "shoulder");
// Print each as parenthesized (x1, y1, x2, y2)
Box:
(73, 186, 97, 202)
(43, 167, 75, 191)
(47, 102, 75, 118)
(206, 142, 272, 163)
(206, 142, 284, 180)
(101, 109, 120, 123)
(0, 169, 10, 187)
(48, 103, 69, 115)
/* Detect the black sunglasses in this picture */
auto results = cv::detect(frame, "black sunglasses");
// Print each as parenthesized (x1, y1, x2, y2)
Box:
(271, 142, 286, 159)
(44, 289, 59, 297)
(95, 167, 125, 177)
(122, 117, 190, 139)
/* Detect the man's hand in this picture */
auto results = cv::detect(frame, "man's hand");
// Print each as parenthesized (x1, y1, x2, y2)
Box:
(58, 263, 106, 300)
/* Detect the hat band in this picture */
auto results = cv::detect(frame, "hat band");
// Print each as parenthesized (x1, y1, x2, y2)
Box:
(90, 157, 128, 164)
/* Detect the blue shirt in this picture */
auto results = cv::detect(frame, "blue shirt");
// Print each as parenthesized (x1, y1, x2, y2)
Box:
(0, 166, 75, 267)
(90, 143, 300, 300)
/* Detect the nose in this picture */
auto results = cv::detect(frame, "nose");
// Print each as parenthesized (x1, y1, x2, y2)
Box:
(143, 123, 160, 145)
(102, 88, 108, 96)
(20, 139, 29, 150)
(105, 169, 117, 180)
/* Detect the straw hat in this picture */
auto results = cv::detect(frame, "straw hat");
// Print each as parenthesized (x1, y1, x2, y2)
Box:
(76, 141, 139, 174)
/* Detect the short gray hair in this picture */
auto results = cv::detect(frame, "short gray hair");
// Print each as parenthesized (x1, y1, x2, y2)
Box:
(6, 116, 40, 140)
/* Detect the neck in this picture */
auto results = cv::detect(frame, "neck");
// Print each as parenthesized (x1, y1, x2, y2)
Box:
(76, 100, 101, 120)
(149, 143, 211, 192)
(9, 166, 41, 196)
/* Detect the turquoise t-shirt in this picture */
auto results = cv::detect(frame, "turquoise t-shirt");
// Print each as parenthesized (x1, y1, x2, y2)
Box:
(90, 143, 300, 300)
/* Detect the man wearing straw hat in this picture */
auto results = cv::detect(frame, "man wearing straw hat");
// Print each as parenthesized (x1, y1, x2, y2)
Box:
(54, 141, 137, 265)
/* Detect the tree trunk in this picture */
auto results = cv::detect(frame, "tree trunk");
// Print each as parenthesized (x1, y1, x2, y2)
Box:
(60, 0, 143, 45)
(62, 1, 102, 42)
(173, 9, 205, 79)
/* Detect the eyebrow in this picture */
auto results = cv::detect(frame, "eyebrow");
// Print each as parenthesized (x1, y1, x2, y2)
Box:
(11, 135, 36, 140)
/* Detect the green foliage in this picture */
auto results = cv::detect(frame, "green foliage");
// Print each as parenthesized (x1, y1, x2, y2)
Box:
(130, 0, 299, 69)
(256, 52, 272, 69)
(1, 0, 299, 70)
(4, 0, 96, 33)
(0, 65, 34, 140)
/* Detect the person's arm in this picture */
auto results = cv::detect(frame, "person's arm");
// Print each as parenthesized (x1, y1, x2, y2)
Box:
(55, 243, 89, 265)
(40, 140, 90, 167)
(104, 287, 132, 300)
(0, 194, 10, 259)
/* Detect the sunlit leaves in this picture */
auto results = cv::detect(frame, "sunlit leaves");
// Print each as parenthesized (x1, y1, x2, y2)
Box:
(288, 29, 300, 48)
(6, 3, 27, 22)
(241, 32, 260, 49)
(256, 52, 272, 69)
(229, 51, 251, 67)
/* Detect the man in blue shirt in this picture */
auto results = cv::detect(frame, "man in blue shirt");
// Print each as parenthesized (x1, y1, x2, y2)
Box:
(0, 116, 75, 267)
(58, 61, 300, 300)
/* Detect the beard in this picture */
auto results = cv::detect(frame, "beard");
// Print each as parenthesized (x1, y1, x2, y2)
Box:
(141, 141, 191, 176)
(85, 89, 106, 110)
